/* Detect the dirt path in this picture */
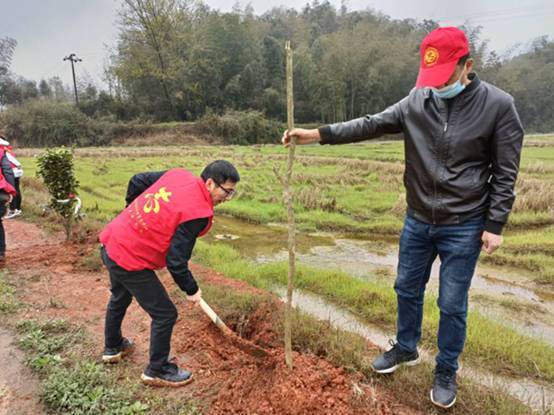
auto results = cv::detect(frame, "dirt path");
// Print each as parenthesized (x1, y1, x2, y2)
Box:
(0, 328, 45, 415)
(3, 219, 419, 415)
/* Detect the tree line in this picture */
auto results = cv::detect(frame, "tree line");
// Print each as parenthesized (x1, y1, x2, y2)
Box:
(1, 0, 553, 134)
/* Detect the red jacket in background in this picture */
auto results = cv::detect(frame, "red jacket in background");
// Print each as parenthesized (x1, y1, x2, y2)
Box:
(0, 148, 16, 196)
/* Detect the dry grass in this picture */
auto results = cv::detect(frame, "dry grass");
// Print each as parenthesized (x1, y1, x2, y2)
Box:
(295, 187, 339, 212)
(513, 177, 554, 213)
(119, 132, 219, 147)
(522, 162, 554, 175)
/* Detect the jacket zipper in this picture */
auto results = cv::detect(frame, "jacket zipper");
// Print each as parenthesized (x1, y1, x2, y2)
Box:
(432, 121, 448, 224)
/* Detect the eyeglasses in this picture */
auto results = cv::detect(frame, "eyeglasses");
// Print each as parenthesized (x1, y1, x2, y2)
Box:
(215, 181, 236, 199)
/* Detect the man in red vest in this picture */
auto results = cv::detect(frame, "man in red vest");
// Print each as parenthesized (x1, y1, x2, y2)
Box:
(99, 160, 240, 387)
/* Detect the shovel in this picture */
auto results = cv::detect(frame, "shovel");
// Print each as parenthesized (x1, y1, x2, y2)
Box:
(199, 298, 268, 358)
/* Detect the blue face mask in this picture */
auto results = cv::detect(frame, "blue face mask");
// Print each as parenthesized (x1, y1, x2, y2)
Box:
(432, 70, 466, 99)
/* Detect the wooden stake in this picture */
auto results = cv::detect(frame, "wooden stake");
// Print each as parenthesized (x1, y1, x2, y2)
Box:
(284, 40, 296, 370)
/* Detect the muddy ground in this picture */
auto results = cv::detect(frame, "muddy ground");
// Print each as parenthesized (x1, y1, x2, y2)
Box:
(0, 219, 420, 414)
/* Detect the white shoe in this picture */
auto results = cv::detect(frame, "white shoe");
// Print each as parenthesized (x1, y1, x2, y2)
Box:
(5, 209, 21, 219)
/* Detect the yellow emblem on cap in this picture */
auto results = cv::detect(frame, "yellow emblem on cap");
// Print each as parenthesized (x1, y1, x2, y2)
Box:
(424, 47, 439, 67)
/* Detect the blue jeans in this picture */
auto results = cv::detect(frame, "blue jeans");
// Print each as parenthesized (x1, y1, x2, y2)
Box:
(394, 215, 484, 371)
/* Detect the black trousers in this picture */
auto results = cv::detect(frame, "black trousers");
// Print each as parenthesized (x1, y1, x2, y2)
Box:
(10, 178, 21, 211)
(0, 203, 6, 255)
(101, 246, 178, 372)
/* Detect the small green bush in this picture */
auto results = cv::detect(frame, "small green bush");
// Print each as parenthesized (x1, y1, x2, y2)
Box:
(36, 147, 80, 240)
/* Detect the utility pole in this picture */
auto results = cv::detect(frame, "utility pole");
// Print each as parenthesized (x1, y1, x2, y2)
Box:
(63, 53, 82, 105)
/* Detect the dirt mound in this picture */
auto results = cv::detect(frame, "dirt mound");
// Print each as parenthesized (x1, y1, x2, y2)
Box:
(4, 219, 419, 414)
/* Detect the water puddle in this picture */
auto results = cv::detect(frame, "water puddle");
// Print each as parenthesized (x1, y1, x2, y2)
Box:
(209, 215, 554, 345)
(206, 215, 335, 257)
(272, 287, 553, 412)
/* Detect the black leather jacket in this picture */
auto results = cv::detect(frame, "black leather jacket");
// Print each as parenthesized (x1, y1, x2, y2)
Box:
(319, 74, 524, 235)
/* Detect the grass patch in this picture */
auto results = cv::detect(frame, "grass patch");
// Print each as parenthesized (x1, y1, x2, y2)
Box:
(0, 272, 19, 313)
(16, 319, 83, 372)
(473, 293, 546, 316)
(41, 362, 149, 415)
(15, 319, 149, 415)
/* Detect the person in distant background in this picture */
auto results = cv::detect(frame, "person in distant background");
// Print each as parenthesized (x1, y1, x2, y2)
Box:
(0, 139, 24, 219)
(0, 133, 17, 262)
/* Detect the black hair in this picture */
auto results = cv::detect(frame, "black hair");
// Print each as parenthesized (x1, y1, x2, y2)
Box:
(457, 53, 470, 66)
(201, 160, 240, 184)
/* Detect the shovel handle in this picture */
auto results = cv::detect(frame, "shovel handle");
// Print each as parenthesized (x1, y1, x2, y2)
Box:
(199, 299, 268, 358)
(199, 298, 231, 333)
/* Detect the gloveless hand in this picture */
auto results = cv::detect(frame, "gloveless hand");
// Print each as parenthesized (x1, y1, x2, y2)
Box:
(481, 231, 503, 255)
(281, 128, 321, 147)
(186, 288, 202, 305)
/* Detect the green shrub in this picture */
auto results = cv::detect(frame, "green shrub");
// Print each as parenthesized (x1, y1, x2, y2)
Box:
(196, 109, 283, 144)
(36, 147, 80, 240)
(0, 99, 109, 146)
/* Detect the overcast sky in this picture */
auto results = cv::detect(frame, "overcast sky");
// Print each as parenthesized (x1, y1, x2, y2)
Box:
(3, 0, 554, 88)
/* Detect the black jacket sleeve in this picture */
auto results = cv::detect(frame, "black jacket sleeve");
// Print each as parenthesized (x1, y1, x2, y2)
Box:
(125, 171, 166, 207)
(1, 154, 15, 188)
(318, 97, 406, 144)
(166, 218, 209, 295)
(485, 99, 524, 234)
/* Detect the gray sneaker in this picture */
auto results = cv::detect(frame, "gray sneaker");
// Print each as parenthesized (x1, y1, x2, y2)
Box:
(371, 340, 420, 374)
(141, 362, 193, 387)
(430, 366, 457, 409)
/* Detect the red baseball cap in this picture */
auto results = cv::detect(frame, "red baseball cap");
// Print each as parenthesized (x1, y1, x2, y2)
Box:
(415, 27, 469, 89)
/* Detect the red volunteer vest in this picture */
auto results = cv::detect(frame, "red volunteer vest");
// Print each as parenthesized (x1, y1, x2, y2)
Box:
(99, 169, 214, 271)
(0, 148, 16, 195)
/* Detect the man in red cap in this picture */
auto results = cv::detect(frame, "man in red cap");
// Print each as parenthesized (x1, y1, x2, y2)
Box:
(282, 27, 524, 408)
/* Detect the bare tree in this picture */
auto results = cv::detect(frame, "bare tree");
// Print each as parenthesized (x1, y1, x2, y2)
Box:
(0, 37, 17, 76)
